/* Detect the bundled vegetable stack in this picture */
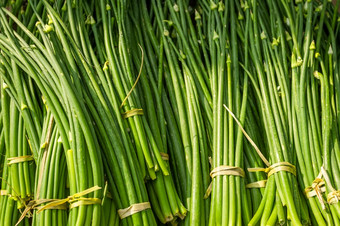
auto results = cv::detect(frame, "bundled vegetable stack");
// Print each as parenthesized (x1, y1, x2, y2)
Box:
(0, 0, 339, 225)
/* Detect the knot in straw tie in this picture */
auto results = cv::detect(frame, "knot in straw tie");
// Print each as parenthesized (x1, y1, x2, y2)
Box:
(15, 186, 102, 226)
(37, 185, 102, 212)
(305, 177, 326, 209)
(117, 202, 151, 219)
(248, 162, 296, 177)
(327, 190, 340, 205)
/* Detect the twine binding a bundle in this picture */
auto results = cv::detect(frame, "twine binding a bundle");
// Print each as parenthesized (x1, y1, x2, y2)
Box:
(204, 166, 245, 199)
(16, 185, 102, 226)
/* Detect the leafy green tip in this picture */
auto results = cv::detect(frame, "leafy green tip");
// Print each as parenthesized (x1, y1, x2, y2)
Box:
(218, 2, 224, 12)
(43, 24, 54, 33)
(213, 31, 219, 40)
(315, 5, 322, 12)
(173, 4, 179, 12)
(164, 20, 173, 26)
(309, 40, 315, 50)
(85, 15, 96, 25)
(195, 10, 201, 20)
(314, 71, 321, 79)
(328, 46, 333, 55)
(21, 103, 28, 111)
(210, 1, 217, 10)
(272, 37, 279, 47)
(180, 50, 186, 60)
(62, 1, 67, 11)
(285, 31, 292, 41)
(315, 52, 320, 59)
(47, 15, 53, 25)
(238, 12, 244, 20)
(41, 142, 47, 149)
(103, 61, 109, 71)
(227, 54, 231, 63)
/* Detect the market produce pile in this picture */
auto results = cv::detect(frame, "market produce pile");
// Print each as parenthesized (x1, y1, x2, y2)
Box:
(0, 0, 340, 225)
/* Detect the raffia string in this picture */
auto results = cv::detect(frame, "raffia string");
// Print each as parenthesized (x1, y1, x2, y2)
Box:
(320, 166, 340, 205)
(305, 179, 326, 198)
(16, 199, 67, 226)
(304, 170, 326, 209)
(37, 185, 102, 213)
(248, 162, 296, 177)
(204, 166, 245, 199)
(117, 202, 151, 219)
(0, 190, 7, 196)
(328, 190, 340, 205)
(246, 180, 267, 188)
(16, 186, 101, 226)
(122, 108, 144, 119)
(7, 155, 34, 165)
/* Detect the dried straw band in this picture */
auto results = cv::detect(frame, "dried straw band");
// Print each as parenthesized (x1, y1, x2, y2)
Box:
(210, 166, 245, 178)
(304, 174, 326, 209)
(7, 155, 34, 165)
(327, 190, 340, 205)
(246, 180, 267, 188)
(320, 166, 340, 205)
(117, 202, 151, 219)
(248, 162, 296, 177)
(16, 199, 66, 226)
(304, 171, 325, 198)
(37, 185, 102, 213)
(34, 199, 68, 211)
(122, 109, 144, 119)
(305, 180, 326, 198)
(307, 186, 326, 198)
(204, 166, 245, 199)
(16, 184, 102, 226)
(69, 198, 102, 209)
(160, 152, 169, 161)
